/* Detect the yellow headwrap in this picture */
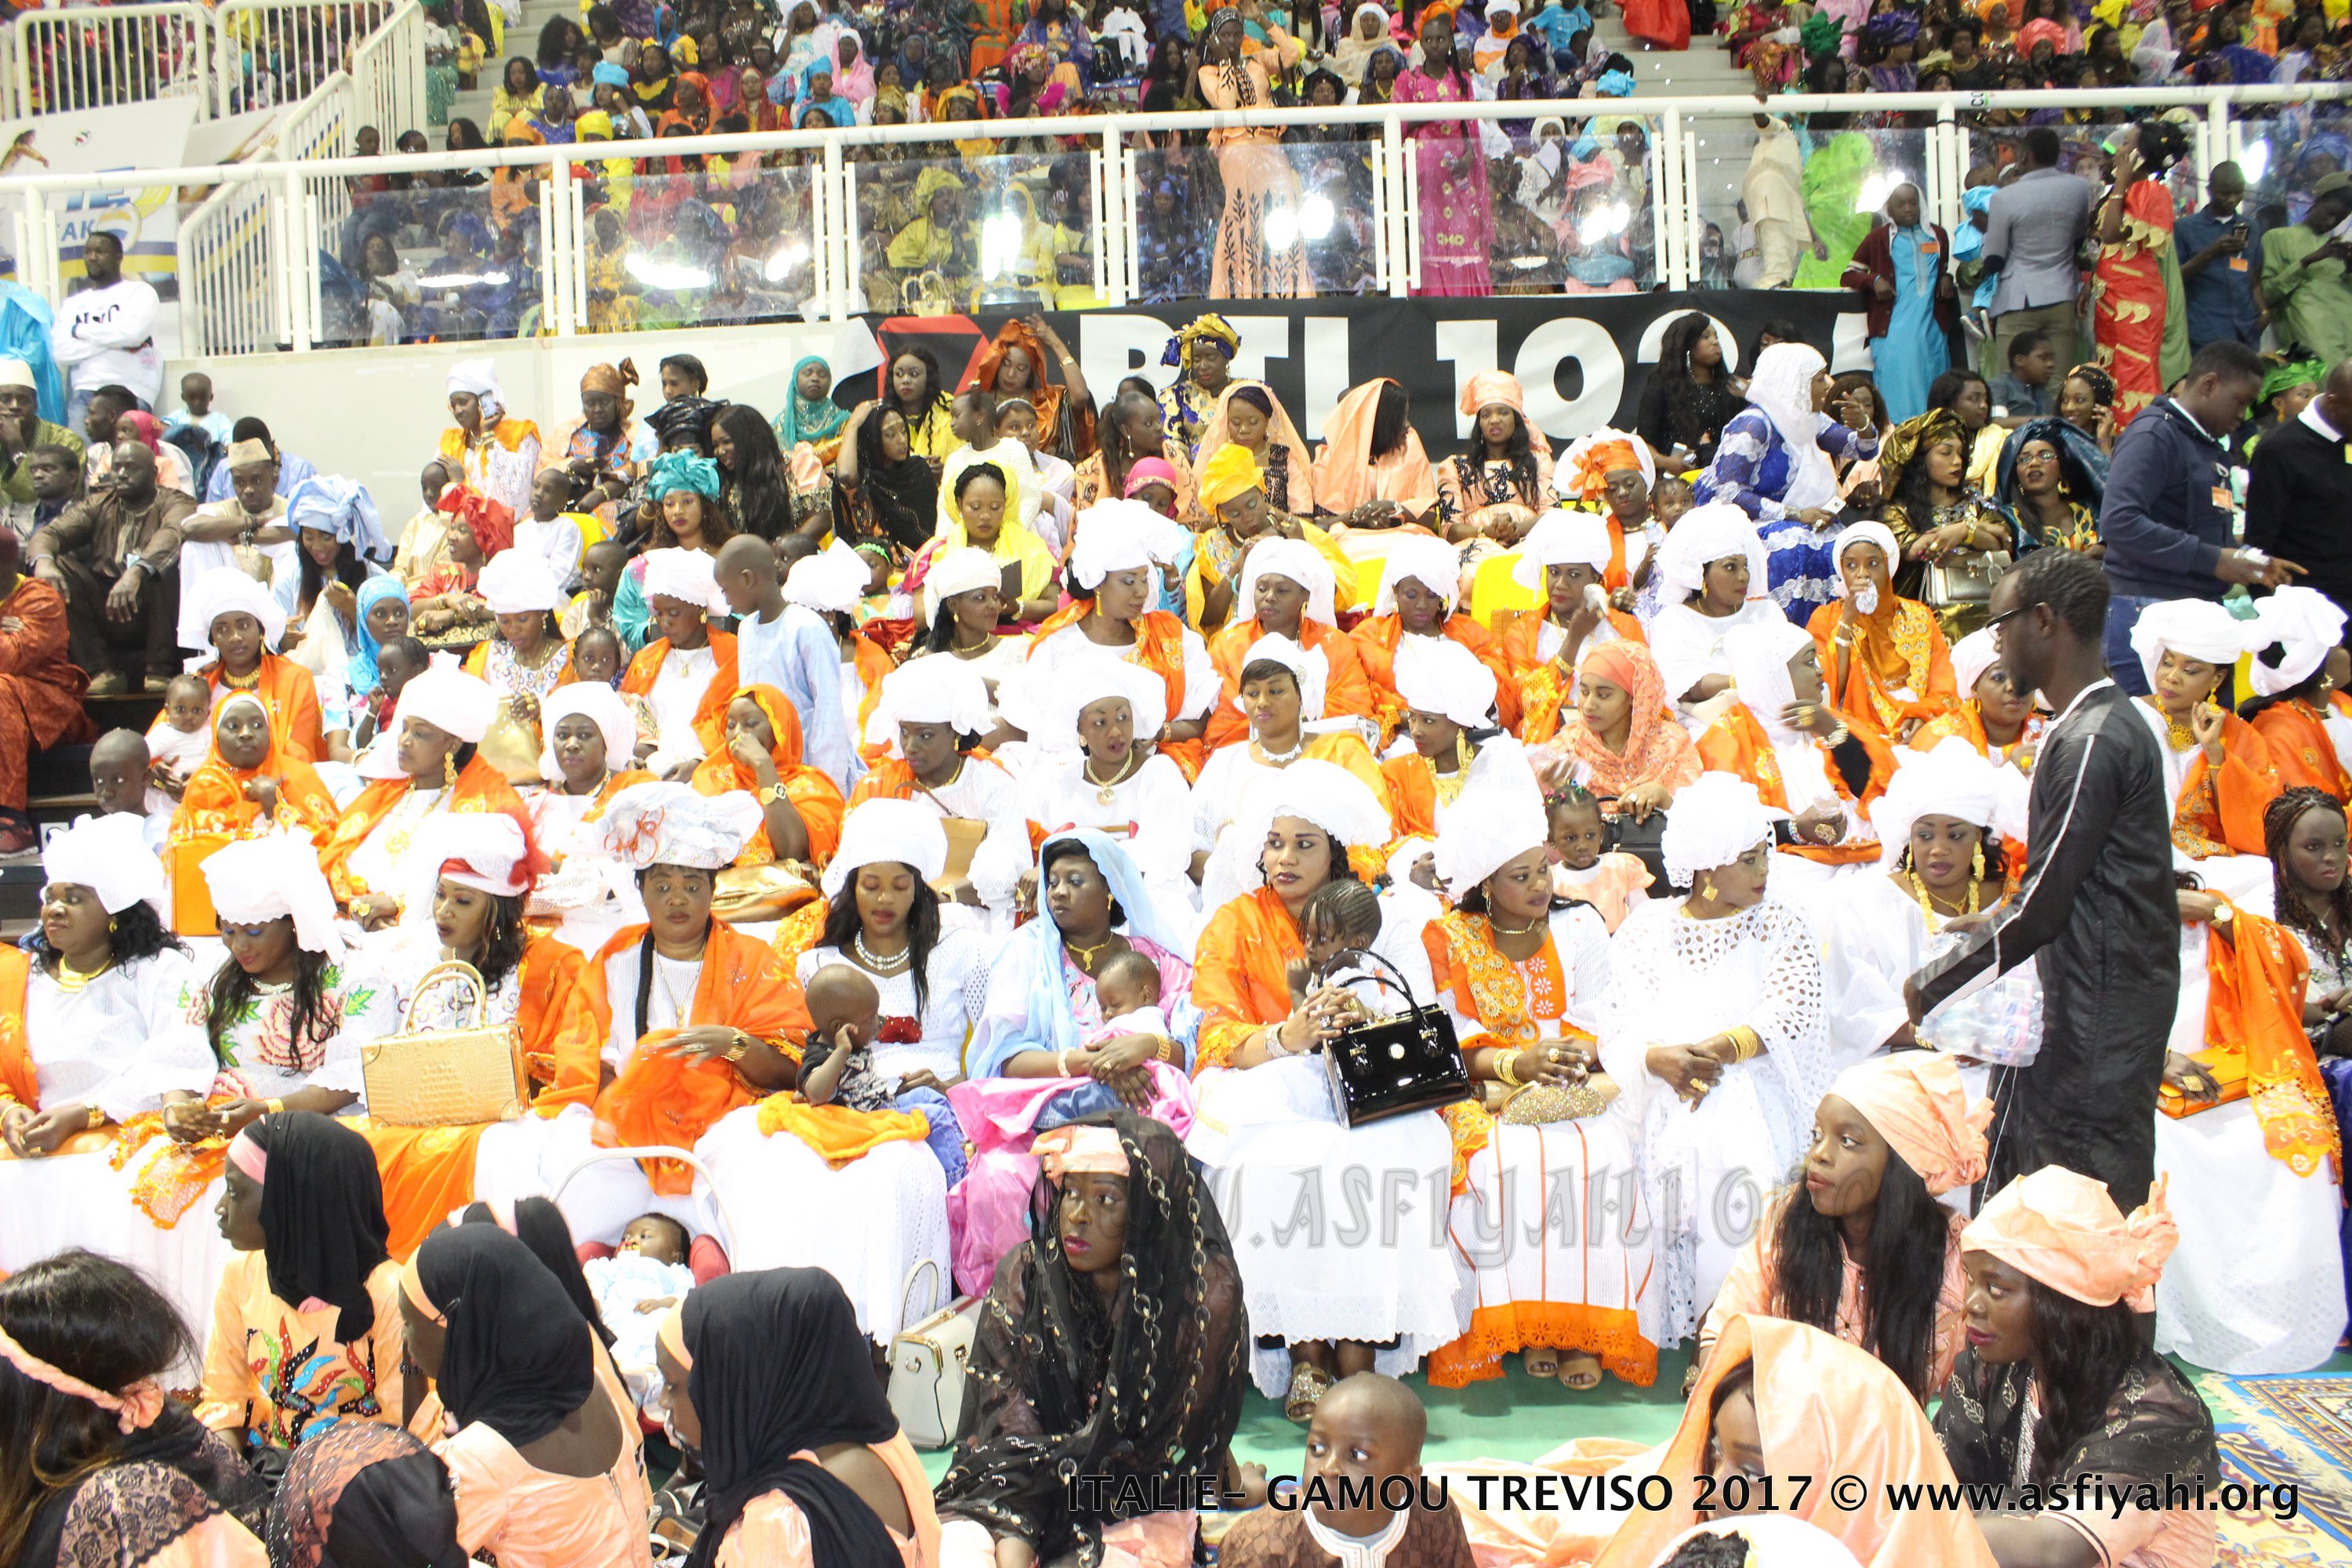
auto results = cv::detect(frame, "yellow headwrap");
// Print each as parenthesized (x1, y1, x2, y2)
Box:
(1196, 442, 1264, 510)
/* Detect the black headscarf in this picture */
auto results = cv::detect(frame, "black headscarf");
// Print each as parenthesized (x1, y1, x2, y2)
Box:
(681, 1269, 906, 1568)
(934, 1114, 1246, 1567)
(250, 1112, 391, 1347)
(412, 1224, 595, 1449)
(854, 402, 939, 554)
(269, 1421, 466, 1568)
(648, 394, 727, 453)
(459, 1198, 615, 1348)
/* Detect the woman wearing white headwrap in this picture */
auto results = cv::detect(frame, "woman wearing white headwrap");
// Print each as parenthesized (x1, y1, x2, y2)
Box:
(1012, 501, 1216, 780)
(1190, 633, 1395, 914)
(851, 655, 1029, 931)
(2125, 598, 2281, 905)
(320, 663, 540, 931)
(457, 547, 574, 786)
(439, 359, 542, 523)
(2243, 584, 2352, 800)
(0, 814, 220, 1338)
(1817, 738, 2027, 1067)
(1188, 760, 1460, 1416)
(1378, 636, 1503, 848)
(895, 545, 1030, 750)
(1644, 503, 1786, 733)
(1694, 342, 1880, 627)
(1598, 771, 1832, 1338)
(1906, 626, 2043, 770)
(188, 568, 327, 764)
(621, 546, 741, 780)
(1349, 529, 1520, 737)
(1492, 510, 1646, 731)
(1806, 519, 1958, 742)
(1201, 536, 1378, 752)
(1420, 751, 1659, 1394)
(1019, 655, 1197, 908)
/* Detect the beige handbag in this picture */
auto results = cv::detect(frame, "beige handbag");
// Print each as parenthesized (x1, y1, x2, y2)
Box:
(905, 268, 955, 318)
(1924, 549, 2012, 607)
(887, 1260, 980, 1450)
(359, 960, 528, 1128)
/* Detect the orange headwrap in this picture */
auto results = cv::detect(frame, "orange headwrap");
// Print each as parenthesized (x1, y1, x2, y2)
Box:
(1962, 1167, 2178, 1310)
(439, 482, 516, 557)
(1563, 437, 1642, 506)
(1457, 369, 1551, 456)
(581, 358, 640, 404)
(1829, 1052, 1991, 1196)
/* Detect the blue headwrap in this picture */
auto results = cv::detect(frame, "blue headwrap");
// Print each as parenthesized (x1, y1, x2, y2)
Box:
(593, 60, 632, 88)
(286, 474, 392, 563)
(966, 829, 1198, 1076)
(1962, 183, 1995, 217)
(1595, 67, 1635, 96)
(347, 575, 412, 695)
(646, 449, 722, 499)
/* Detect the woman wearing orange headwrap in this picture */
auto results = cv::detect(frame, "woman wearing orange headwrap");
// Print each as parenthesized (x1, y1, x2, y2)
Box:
(1939, 1169, 2218, 1568)
(1312, 378, 1439, 528)
(970, 315, 1093, 459)
(1434, 369, 1552, 545)
(168, 691, 341, 851)
(1537, 641, 1699, 813)
(689, 685, 848, 866)
(1592, 1316, 1999, 1568)
(1700, 1053, 1986, 1405)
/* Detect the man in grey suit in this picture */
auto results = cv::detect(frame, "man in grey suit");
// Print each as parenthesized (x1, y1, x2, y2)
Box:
(1981, 127, 2098, 378)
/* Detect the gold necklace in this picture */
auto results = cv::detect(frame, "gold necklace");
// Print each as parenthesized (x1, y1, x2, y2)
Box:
(2143, 695, 2197, 751)
(655, 954, 696, 1027)
(1907, 870, 1981, 927)
(1430, 735, 1476, 807)
(220, 666, 262, 691)
(1083, 748, 1141, 804)
(1064, 935, 1115, 968)
(1488, 915, 1543, 937)
(53, 955, 112, 993)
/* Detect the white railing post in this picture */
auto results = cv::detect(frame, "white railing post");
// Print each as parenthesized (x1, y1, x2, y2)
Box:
(2203, 97, 2229, 186)
(1122, 139, 1140, 303)
(548, 152, 575, 336)
(822, 137, 848, 322)
(1658, 107, 1682, 291)
(1380, 115, 1408, 297)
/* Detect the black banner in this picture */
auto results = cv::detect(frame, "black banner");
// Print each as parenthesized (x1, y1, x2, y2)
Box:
(838, 292, 1862, 460)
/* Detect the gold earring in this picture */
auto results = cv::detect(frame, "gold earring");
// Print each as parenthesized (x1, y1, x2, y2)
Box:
(108, 917, 118, 934)
(1696, 875, 1715, 902)
(444, 752, 459, 790)
(1972, 841, 1987, 880)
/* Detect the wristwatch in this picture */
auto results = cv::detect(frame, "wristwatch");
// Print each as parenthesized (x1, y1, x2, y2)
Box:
(757, 782, 790, 806)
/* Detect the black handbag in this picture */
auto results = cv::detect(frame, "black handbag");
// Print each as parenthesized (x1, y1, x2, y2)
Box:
(1602, 809, 1671, 887)
(1318, 949, 1475, 1127)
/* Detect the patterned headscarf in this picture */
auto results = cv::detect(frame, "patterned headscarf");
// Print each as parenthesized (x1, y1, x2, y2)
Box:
(647, 449, 722, 499)
(1555, 641, 1692, 800)
(1160, 313, 1240, 375)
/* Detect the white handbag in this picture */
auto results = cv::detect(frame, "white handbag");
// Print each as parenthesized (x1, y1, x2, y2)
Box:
(887, 1260, 980, 1450)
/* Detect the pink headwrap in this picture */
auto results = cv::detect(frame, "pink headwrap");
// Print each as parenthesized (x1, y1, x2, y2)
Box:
(227, 1127, 268, 1183)
(0, 1326, 166, 1434)
(1123, 457, 1181, 500)
(1962, 1167, 2178, 1311)
(1828, 1053, 1991, 1196)
(1031, 1125, 1131, 1179)
(114, 408, 165, 454)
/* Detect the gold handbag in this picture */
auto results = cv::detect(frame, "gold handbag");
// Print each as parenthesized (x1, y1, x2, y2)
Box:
(1923, 549, 2011, 607)
(710, 862, 821, 923)
(359, 960, 528, 1128)
(906, 268, 955, 318)
(934, 818, 988, 894)
(1500, 1073, 1620, 1125)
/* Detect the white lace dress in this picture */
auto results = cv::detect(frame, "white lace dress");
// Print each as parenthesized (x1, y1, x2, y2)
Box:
(2154, 919, 2347, 1374)
(1597, 896, 1831, 1344)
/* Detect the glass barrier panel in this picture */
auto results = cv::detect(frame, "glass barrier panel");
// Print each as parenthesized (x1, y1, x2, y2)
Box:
(1130, 136, 1381, 300)
(1689, 119, 1932, 294)
(2239, 99, 2352, 232)
(328, 178, 536, 344)
(852, 148, 1098, 314)
(1489, 113, 1658, 296)
(584, 159, 821, 332)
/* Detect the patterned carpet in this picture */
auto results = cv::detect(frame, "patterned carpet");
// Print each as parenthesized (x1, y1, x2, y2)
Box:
(2201, 1361, 2352, 1566)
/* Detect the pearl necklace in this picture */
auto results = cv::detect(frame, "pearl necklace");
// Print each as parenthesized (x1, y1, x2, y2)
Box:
(1252, 735, 1305, 765)
(853, 931, 912, 973)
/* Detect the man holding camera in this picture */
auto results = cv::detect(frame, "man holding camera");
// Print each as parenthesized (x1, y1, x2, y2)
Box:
(2176, 162, 2267, 353)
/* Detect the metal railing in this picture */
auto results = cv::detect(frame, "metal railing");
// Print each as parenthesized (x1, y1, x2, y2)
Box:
(0, 0, 418, 122)
(2, 81, 2341, 357)
(0, 2, 211, 120)
(215, 0, 397, 115)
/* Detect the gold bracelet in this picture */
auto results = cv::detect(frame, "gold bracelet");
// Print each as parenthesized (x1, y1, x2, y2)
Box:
(1494, 1048, 1523, 1088)
(724, 1032, 751, 1063)
(85, 1103, 105, 1130)
(757, 782, 789, 806)
(264, 1098, 285, 1116)
(1058, 1047, 1074, 1076)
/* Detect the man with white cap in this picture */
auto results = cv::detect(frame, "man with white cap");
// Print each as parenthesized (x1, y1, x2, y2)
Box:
(29, 430, 194, 694)
(0, 358, 81, 507)
(49, 228, 162, 430)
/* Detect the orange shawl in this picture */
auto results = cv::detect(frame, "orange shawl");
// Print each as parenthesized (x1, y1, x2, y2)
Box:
(0, 946, 33, 1108)
(1805, 596, 1958, 739)
(1593, 1315, 2000, 1568)
(1192, 885, 1305, 1071)
(168, 700, 341, 851)
(590, 920, 811, 1194)
(1202, 617, 1375, 752)
(1696, 702, 1893, 866)
(1546, 642, 1700, 800)
(1026, 608, 1203, 781)
(437, 414, 543, 462)
(201, 654, 325, 763)
(1495, 607, 1650, 678)
(1380, 752, 1446, 841)
(319, 755, 540, 903)
(2250, 699, 2352, 804)
(2155, 705, 2278, 858)
(2205, 904, 2340, 1179)
(1309, 379, 1439, 516)
(687, 684, 847, 865)
(621, 628, 740, 760)
(1350, 613, 1520, 736)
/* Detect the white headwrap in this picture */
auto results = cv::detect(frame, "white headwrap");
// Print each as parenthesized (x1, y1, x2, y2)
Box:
(1512, 508, 1617, 591)
(423, 812, 532, 901)
(784, 540, 869, 616)
(205, 831, 346, 961)
(1869, 736, 2026, 870)
(1236, 632, 1330, 724)
(1056, 654, 1169, 748)
(1660, 772, 1777, 888)
(477, 547, 565, 615)
(1829, 521, 1901, 599)
(1232, 758, 1392, 860)
(1432, 737, 1549, 893)
(1743, 342, 1840, 513)
(41, 812, 165, 917)
(2247, 585, 2347, 698)
(447, 358, 505, 421)
(538, 682, 638, 783)
(2127, 598, 2253, 695)
(821, 797, 949, 898)
(866, 655, 993, 754)
(1656, 503, 1766, 604)
(917, 545, 1004, 627)
(189, 571, 288, 656)
(1394, 635, 1497, 730)
(1067, 500, 1165, 592)
(1372, 533, 1465, 615)
(642, 547, 727, 617)
(594, 780, 762, 870)
(1722, 617, 1819, 746)
(394, 663, 500, 746)
(1950, 626, 2001, 699)
(1235, 538, 1339, 629)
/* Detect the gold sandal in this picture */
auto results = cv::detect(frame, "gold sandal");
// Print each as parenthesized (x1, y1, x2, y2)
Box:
(1557, 1351, 1604, 1392)
(1523, 1348, 1563, 1379)
(1284, 1363, 1334, 1423)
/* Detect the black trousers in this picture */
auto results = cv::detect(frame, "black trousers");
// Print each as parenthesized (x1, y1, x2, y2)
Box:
(51, 554, 180, 680)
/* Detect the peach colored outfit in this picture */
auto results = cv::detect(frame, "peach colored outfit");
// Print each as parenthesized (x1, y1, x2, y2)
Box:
(1312, 380, 1439, 517)
(439, 1340, 653, 1568)
(1550, 855, 1653, 932)
(196, 1253, 405, 1445)
(144, 1515, 269, 1567)
(718, 1434, 944, 1568)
